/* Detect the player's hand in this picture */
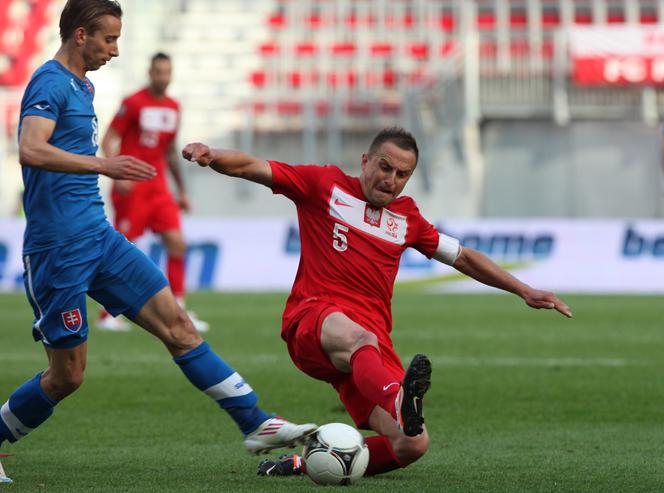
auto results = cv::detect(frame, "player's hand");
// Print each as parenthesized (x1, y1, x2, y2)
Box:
(100, 155, 156, 181)
(178, 192, 192, 213)
(522, 288, 572, 318)
(114, 179, 134, 195)
(182, 143, 213, 166)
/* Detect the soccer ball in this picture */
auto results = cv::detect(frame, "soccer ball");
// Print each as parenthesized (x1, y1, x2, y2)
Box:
(303, 423, 370, 485)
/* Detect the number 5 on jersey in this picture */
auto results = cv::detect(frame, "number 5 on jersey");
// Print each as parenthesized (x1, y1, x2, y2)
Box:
(332, 223, 349, 252)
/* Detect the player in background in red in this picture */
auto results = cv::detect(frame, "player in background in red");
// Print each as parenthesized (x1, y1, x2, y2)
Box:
(96, 52, 208, 332)
(182, 128, 572, 477)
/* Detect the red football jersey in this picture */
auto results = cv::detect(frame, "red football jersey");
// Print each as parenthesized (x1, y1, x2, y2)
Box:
(270, 161, 440, 344)
(110, 88, 180, 192)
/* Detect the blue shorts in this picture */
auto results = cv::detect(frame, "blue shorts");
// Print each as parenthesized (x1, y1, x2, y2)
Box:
(22, 225, 168, 349)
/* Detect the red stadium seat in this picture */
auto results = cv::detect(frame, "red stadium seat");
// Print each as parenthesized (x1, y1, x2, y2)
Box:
(305, 12, 323, 28)
(640, 10, 658, 24)
(476, 11, 496, 30)
(327, 70, 358, 88)
(439, 11, 456, 32)
(258, 42, 279, 56)
(542, 9, 561, 28)
(276, 100, 302, 116)
(249, 70, 267, 88)
(479, 40, 497, 58)
(607, 9, 625, 24)
(344, 12, 358, 28)
(574, 10, 593, 24)
(295, 41, 317, 56)
(509, 10, 527, 28)
(380, 100, 401, 115)
(408, 42, 429, 60)
(345, 100, 371, 116)
(315, 100, 330, 116)
(370, 42, 394, 57)
(267, 12, 286, 28)
(440, 41, 457, 56)
(330, 42, 356, 56)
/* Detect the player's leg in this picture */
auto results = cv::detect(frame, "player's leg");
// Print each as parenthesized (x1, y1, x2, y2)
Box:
(153, 194, 208, 333)
(96, 190, 142, 332)
(1, 246, 93, 448)
(158, 229, 209, 333)
(319, 312, 402, 419)
(320, 313, 431, 437)
(364, 406, 429, 475)
(90, 228, 315, 451)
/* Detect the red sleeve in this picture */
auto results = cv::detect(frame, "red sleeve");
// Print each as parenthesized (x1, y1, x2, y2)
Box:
(109, 97, 135, 136)
(268, 160, 327, 203)
(408, 201, 440, 258)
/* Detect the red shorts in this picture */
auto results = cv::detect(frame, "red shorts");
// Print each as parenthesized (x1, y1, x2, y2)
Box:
(284, 301, 405, 429)
(112, 188, 181, 241)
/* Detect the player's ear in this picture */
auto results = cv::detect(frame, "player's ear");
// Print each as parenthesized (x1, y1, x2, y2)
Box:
(73, 27, 87, 46)
(361, 153, 368, 170)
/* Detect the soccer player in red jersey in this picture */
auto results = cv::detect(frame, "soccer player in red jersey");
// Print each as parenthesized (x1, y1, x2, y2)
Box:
(182, 128, 572, 477)
(96, 52, 208, 332)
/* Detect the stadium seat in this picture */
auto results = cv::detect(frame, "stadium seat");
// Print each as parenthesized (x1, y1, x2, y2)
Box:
(276, 100, 302, 116)
(294, 41, 317, 57)
(408, 42, 429, 60)
(258, 41, 279, 57)
(330, 42, 356, 57)
(249, 70, 267, 88)
(267, 12, 286, 28)
(370, 42, 394, 57)
(438, 11, 456, 32)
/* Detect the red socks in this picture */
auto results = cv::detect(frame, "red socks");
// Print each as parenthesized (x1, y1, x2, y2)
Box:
(349, 345, 399, 419)
(167, 256, 185, 299)
(365, 435, 402, 476)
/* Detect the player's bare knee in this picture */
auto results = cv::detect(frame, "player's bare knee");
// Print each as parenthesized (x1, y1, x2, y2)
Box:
(393, 433, 429, 466)
(164, 309, 201, 353)
(350, 329, 379, 352)
(42, 368, 84, 400)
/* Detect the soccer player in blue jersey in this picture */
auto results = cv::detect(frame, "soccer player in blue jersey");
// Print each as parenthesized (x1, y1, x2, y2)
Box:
(0, 0, 315, 484)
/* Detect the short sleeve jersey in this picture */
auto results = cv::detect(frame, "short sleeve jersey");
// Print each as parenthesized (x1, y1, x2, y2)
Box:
(110, 88, 180, 192)
(19, 60, 106, 254)
(269, 161, 440, 342)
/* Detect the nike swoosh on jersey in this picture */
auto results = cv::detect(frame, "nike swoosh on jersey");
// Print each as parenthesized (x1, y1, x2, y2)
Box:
(382, 382, 400, 392)
(33, 104, 50, 110)
(334, 198, 352, 207)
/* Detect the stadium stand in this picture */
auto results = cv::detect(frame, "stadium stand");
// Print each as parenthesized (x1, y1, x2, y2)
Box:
(0, 1, 662, 218)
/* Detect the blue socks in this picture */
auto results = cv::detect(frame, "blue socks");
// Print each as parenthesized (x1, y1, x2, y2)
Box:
(0, 373, 58, 444)
(174, 341, 269, 435)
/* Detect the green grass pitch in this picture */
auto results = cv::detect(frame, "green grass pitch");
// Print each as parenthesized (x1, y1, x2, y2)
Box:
(1, 292, 662, 492)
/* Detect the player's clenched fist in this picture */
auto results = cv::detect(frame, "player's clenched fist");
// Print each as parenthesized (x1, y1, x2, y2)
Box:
(100, 155, 157, 181)
(182, 143, 213, 166)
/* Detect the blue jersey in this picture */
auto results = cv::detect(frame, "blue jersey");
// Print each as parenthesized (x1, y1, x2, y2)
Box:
(19, 60, 107, 254)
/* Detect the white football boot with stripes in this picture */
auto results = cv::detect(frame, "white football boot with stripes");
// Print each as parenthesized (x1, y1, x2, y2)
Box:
(0, 455, 12, 485)
(244, 417, 317, 455)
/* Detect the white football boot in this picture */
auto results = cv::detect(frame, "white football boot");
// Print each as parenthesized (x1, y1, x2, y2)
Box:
(186, 311, 210, 333)
(95, 314, 130, 332)
(0, 455, 12, 485)
(244, 417, 317, 455)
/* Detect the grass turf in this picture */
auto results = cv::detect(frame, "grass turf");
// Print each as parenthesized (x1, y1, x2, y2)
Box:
(0, 292, 662, 492)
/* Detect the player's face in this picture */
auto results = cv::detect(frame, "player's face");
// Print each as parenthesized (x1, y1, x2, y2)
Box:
(82, 15, 121, 72)
(149, 59, 172, 95)
(360, 141, 417, 207)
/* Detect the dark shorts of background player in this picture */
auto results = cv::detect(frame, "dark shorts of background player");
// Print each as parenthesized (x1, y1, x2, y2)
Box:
(22, 225, 168, 349)
(284, 300, 405, 430)
(112, 188, 181, 241)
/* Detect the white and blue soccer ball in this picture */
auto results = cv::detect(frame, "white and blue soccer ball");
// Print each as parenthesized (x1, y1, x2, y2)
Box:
(303, 423, 370, 485)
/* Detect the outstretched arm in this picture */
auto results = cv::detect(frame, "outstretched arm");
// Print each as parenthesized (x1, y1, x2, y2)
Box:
(451, 246, 572, 318)
(19, 115, 156, 181)
(182, 142, 272, 187)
